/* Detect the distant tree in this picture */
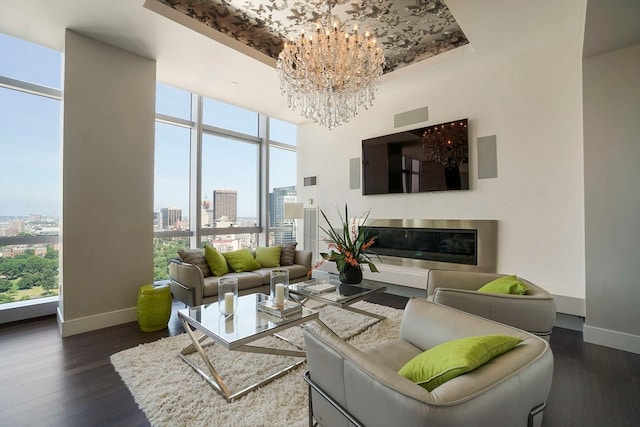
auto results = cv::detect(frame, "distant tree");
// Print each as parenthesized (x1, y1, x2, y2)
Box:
(41, 275, 58, 295)
(24, 256, 48, 274)
(0, 278, 13, 293)
(17, 273, 39, 290)
(0, 258, 26, 279)
(153, 238, 188, 280)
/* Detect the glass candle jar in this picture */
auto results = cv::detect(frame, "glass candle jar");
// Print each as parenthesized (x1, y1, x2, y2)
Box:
(270, 269, 289, 307)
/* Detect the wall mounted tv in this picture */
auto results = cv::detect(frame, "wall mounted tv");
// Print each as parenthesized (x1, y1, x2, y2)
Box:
(362, 118, 469, 195)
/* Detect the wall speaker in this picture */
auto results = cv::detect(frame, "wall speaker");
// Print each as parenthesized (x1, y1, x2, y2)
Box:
(394, 106, 429, 128)
(349, 158, 360, 189)
(303, 176, 317, 186)
(477, 135, 498, 179)
(303, 208, 318, 260)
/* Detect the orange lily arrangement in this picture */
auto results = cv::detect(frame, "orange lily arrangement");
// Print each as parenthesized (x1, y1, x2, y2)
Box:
(318, 204, 379, 273)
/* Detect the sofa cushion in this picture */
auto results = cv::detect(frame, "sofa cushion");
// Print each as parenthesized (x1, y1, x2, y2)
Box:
(222, 249, 262, 273)
(178, 248, 211, 277)
(280, 242, 297, 266)
(398, 334, 523, 391)
(478, 275, 529, 295)
(255, 246, 282, 268)
(202, 273, 265, 296)
(204, 245, 229, 276)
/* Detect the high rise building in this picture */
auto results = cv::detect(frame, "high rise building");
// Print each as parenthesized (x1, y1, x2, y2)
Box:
(159, 207, 182, 229)
(201, 198, 212, 227)
(270, 185, 296, 244)
(213, 190, 237, 222)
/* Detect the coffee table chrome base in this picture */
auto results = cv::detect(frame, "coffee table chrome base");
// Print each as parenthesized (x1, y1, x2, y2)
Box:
(178, 316, 308, 402)
(290, 293, 386, 326)
(342, 304, 386, 322)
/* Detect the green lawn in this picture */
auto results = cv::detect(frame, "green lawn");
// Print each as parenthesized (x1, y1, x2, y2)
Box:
(0, 285, 58, 304)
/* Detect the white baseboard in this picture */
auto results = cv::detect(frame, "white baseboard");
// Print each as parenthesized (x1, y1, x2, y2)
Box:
(552, 294, 585, 317)
(58, 306, 137, 337)
(554, 313, 584, 331)
(584, 324, 640, 354)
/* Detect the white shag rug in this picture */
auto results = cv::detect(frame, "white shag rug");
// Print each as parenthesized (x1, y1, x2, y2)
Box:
(111, 301, 403, 427)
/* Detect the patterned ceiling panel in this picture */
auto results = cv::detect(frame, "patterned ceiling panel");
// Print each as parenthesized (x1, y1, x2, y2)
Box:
(154, 0, 469, 73)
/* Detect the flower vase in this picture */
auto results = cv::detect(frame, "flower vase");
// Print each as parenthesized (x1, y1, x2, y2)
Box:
(339, 264, 363, 284)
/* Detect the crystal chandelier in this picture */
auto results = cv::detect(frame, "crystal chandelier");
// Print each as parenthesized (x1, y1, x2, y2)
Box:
(276, 1, 385, 129)
(422, 120, 468, 167)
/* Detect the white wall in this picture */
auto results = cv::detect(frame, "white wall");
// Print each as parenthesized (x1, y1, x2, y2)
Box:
(59, 31, 156, 336)
(298, 39, 585, 310)
(583, 43, 640, 354)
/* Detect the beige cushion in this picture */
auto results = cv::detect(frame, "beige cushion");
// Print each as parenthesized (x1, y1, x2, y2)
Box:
(280, 242, 297, 266)
(178, 248, 211, 277)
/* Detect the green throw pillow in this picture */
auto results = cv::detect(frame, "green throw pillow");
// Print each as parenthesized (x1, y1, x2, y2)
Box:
(477, 275, 529, 295)
(222, 249, 262, 273)
(204, 245, 229, 276)
(398, 335, 523, 391)
(255, 246, 282, 268)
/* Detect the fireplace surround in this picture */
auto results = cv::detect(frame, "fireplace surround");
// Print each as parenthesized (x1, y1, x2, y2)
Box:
(362, 219, 497, 273)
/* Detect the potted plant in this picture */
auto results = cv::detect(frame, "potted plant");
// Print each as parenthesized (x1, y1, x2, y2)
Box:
(319, 204, 379, 284)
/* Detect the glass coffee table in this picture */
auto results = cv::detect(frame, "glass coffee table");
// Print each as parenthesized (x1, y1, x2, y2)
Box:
(177, 293, 319, 402)
(289, 274, 387, 322)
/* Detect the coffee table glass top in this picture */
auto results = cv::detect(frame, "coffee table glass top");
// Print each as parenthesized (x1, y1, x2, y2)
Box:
(289, 274, 387, 305)
(178, 293, 318, 349)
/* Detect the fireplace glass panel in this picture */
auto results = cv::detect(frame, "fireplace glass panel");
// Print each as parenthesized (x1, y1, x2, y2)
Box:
(362, 226, 478, 266)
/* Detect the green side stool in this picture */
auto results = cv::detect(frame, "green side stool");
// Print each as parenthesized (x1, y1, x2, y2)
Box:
(136, 283, 172, 332)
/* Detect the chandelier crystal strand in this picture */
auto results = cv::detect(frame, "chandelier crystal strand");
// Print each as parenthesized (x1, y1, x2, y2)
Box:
(276, 2, 385, 129)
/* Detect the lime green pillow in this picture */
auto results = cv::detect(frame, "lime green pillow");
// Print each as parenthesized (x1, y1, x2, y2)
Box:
(398, 335, 523, 391)
(255, 246, 282, 268)
(477, 275, 529, 295)
(222, 249, 262, 272)
(204, 245, 229, 276)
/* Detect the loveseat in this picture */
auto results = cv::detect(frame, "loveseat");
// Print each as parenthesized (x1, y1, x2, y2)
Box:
(303, 298, 554, 427)
(426, 269, 557, 338)
(168, 247, 312, 306)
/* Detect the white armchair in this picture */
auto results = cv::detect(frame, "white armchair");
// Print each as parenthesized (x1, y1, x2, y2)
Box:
(427, 269, 557, 338)
(302, 298, 554, 427)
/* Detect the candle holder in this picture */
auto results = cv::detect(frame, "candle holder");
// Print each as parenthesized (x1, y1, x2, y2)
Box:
(218, 277, 238, 315)
(270, 269, 289, 308)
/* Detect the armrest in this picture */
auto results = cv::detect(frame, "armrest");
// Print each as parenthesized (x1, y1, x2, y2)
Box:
(426, 270, 503, 296)
(168, 260, 205, 306)
(431, 288, 556, 335)
(294, 250, 312, 269)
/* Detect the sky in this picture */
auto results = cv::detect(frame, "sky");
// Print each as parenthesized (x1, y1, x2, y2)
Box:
(0, 32, 297, 219)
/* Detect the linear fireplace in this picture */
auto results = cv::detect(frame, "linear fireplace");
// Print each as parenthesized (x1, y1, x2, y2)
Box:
(362, 219, 497, 273)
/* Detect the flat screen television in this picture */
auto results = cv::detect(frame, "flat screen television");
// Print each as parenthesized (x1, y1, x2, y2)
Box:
(362, 118, 469, 195)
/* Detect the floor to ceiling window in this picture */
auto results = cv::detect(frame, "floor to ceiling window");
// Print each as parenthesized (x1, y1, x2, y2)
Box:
(268, 118, 298, 245)
(153, 83, 298, 280)
(0, 33, 62, 308)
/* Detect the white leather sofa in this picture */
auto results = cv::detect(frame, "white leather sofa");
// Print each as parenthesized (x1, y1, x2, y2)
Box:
(426, 269, 557, 338)
(303, 298, 554, 427)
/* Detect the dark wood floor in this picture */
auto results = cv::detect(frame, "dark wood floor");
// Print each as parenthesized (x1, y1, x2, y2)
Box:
(1, 294, 638, 427)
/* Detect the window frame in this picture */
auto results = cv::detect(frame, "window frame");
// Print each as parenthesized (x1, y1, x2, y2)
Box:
(0, 58, 62, 318)
(152, 90, 298, 264)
